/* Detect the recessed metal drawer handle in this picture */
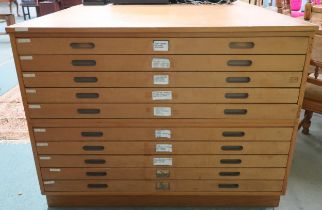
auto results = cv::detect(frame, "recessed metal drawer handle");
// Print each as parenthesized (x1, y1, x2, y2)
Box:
(220, 159, 242, 164)
(84, 159, 106, 164)
(76, 93, 99, 99)
(77, 109, 100, 114)
(224, 109, 247, 115)
(87, 184, 108, 189)
(72, 60, 96, 66)
(227, 60, 252, 66)
(74, 77, 98, 83)
(219, 172, 240, 176)
(225, 93, 249, 99)
(81, 131, 103, 137)
(83, 145, 104, 151)
(218, 184, 239, 189)
(70, 42, 95, 49)
(222, 131, 245, 137)
(229, 42, 255, 49)
(221, 146, 243, 151)
(86, 171, 107, 177)
(226, 77, 251, 83)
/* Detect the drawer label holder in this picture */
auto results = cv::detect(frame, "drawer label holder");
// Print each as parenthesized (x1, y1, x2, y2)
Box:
(152, 58, 170, 69)
(152, 91, 172, 101)
(153, 107, 171, 117)
(153, 40, 169, 51)
(153, 157, 173, 166)
(153, 75, 169, 85)
(49, 168, 61, 172)
(156, 144, 173, 153)
(155, 129, 171, 139)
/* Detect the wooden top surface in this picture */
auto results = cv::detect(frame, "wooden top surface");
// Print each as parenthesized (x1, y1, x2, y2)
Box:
(6, 1, 317, 33)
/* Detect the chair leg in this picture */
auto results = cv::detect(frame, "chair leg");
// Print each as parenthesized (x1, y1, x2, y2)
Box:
(9, 2, 13, 14)
(302, 110, 313, 135)
(14, 0, 20, 17)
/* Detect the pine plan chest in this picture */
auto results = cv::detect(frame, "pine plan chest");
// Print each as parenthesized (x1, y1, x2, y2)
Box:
(6, 1, 317, 207)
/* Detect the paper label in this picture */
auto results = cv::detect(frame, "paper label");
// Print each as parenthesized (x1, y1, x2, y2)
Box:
(49, 168, 61, 172)
(152, 58, 170, 69)
(152, 91, 172, 101)
(153, 157, 173, 166)
(153, 107, 171, 117)
(20, 56, 33, 60)
(29, 104, 41, 109)
(23, 73, 35, 78)
(17, 38, 31, 43)
(39, 156, 51, 160)
(34, 128, 46, 133)
(26, 89, 36, 94)
(15, 27, 29, 32)
(36, 143, 48, 147)
(156, 144, 173, 152)
(155, 130, 171, 139)
(153, 75, 169, 85)
(153, 40, 169, 51)
(44, 181, 55, 185)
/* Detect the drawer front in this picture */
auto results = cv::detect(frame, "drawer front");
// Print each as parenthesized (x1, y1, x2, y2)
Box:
(43, 180, 283, 192)
(22, 72, 302, 88)
(16, 37, 308, 55)
(25, 88, 300, 104)
(38, 155, 288, 168)
(33, 127, 293, 142)
(27, 104, 298, 119)
(36, 142, 290, 155)
(19, 55, 305, 72)
(41, 167, 286, 180)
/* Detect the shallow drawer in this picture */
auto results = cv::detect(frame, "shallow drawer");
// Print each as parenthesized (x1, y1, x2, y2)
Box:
(41, 167, 286, 180)
(27, 104, 298, 119)
(22, 72, 302, 88)
(19, 55, 305, 72)
(36, 142, 290, 155)
(16, 37, 308, 55)
(33, 127, 293, 142)
(38, 155, 288, 168)
(25, 88, 300, 104)
(43, 180, 283, 192)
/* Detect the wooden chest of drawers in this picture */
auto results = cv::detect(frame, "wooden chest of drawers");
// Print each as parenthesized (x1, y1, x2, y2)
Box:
(6, 1, 317, 207)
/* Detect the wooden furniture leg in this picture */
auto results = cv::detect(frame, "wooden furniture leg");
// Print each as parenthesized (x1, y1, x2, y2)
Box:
(302, 110, 313, 134)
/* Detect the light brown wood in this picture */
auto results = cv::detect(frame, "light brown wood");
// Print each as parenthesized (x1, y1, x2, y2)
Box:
(32, 127, 293, 142)
(43, 180, 283, 192)
(38, 155, 288, 168)
(25, 88, 300, 104)
(19, 54, 306, 72)
(15, 37, 309, 55)
(41, 167, 286, 180)
(36, 142, 290, 155)
(22, 72, 303, 88)
(27, 104, 298, 119)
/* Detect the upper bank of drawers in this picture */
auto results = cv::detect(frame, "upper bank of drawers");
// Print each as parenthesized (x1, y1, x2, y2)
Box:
(16, 37, 308, 55)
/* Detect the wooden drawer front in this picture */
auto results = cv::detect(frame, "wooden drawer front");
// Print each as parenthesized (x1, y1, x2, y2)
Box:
(28, 104, 298, 119)
(25, 88, 299, 104)
(41, 167, 286, 180)
(43, 180, 283, 192)
(22, 72, 302, 88)
(38, 155, 288, 168)
(33, 127, 293, 142)
(36, 142, 290, 155)
(19, 55, 305, 72)
(16, 37, 308, 55)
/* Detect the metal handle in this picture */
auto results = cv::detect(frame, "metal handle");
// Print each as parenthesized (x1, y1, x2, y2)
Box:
(222, 131, 245, 137)
(226, 77, 251, 83)
(70, 42, 95, 49)
(76, 93, 99, 99)
(229, 42, 255, 49)
(84, 159, 106, 164)
(218, 184, 239, 189)
(221, 146, 243, 151)
(220, 159, 242, 164)
(83, 145, 104, 151)
(77, 109, 100, 114)
(227, 60, 252, 66)
(87, 184, 108, 189)
(219, 172, 240, 176)
(74, 77, 98, 83)
(86, 171, 107, 177)
(81, 131, 103, 137)
(72, 60, 96, 66)
(225, 93, 249, 99)
(224, 109, 247, 115)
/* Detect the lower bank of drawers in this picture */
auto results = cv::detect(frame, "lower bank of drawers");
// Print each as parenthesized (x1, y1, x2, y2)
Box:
(41, 167, 286, 180)
(43, 180, 283, 192)
(38, 155, 288, 168)
(36, 142, 290, 155)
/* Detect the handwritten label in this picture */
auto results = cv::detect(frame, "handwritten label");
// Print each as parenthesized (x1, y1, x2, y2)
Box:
(152, 58, 170, 69)
(153, 40, 169, 51)
(156, 144, 173, 152)
(49, 168, 61, 172)
(155, 130, 171, 139)
(152, 91, 172, 101)
(153, 75, 169, 85)
(153, 157, 173, 166)
(153, 107, 171, 117)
